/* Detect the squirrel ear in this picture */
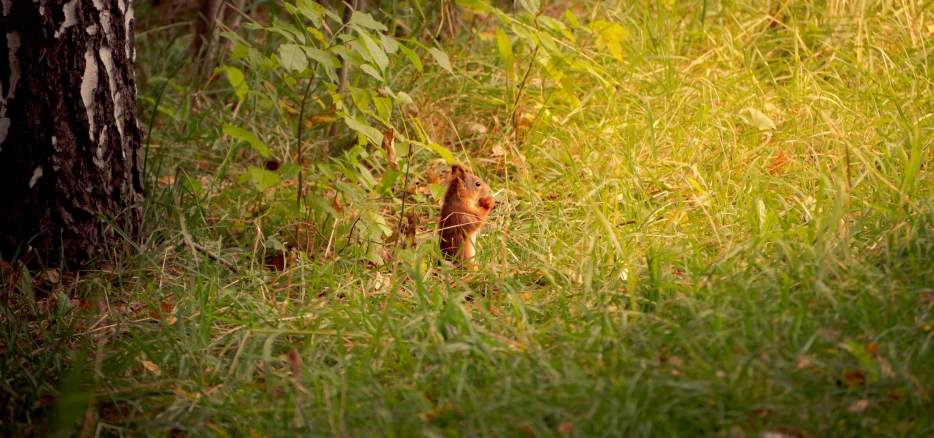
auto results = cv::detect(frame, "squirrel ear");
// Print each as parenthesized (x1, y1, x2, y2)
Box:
(451, 164, 465, 179)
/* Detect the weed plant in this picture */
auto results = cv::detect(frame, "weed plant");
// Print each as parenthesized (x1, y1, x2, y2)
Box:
(2, 0, 933, 436)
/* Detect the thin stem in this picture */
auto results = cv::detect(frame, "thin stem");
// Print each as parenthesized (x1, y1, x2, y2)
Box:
(297, 78, 314, 209)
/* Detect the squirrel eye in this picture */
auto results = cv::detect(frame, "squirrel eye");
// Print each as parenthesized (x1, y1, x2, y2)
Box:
(475, 181, 481, 187)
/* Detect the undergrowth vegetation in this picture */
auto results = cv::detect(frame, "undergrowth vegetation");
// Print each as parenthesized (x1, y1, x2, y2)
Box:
(3, 0, 934, 436)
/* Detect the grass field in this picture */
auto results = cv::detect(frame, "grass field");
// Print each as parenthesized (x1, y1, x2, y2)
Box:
(3, 0, 934, 436)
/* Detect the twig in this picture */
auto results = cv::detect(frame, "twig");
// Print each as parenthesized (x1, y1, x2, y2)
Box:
(184, 239, 239, 274)
(296, 78, 314, 208)
(510, 45, 540, 149)
(395, 145, 417, 249)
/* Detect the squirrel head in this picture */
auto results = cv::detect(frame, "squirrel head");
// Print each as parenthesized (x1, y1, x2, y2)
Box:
(450, 164, 491, 205)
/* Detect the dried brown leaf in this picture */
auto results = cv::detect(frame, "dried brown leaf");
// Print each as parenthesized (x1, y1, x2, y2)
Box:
(288, 350, 302, 378)
(382, 128, 398, 170)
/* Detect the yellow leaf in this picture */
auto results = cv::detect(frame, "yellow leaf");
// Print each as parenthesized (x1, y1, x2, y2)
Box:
(591, 20, 628, 62)
(141, 360, 162, 376)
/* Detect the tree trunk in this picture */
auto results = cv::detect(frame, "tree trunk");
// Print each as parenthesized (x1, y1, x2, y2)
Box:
(0, 0, 143, 269)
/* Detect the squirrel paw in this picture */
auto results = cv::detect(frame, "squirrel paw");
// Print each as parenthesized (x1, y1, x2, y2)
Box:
(479, 196, 495, 210)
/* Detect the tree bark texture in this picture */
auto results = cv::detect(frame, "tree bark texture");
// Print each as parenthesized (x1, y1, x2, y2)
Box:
(0, 0, 143, 268)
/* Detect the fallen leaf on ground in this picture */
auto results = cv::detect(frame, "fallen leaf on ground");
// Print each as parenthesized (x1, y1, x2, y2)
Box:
(769, 150, 788, 175)
(467, 122, 488, 135)
(844, 369, 867, 387)
(39, 269, 60, 284)
(141, 360, 162, 376)
(556, 422, 573, 434)
(847, 399, 869, 413)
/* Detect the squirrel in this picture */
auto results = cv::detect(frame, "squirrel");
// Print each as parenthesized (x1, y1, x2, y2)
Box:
(439, 164, 495, 263)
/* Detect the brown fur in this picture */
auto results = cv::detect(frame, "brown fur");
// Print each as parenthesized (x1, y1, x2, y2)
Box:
(439, 165, 495, 263)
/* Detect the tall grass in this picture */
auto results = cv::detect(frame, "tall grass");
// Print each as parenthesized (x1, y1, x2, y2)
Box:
(2, 0, 933, 436)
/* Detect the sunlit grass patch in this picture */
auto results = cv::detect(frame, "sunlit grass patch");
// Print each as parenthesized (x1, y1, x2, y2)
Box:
(2, 0, 933, 436)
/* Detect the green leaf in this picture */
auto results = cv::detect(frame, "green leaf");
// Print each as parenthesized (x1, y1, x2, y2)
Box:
(181, 175, 205, 196)
(306, 193, 338, 217)
(373, 96, 392, 120)
(156, 105, 180, 121)
(356, 163, 378, 189)
(454, 0, 493, 11)
(302, 46, 338, 82)
(259, 98, 275, 111)
(343, 116, 384, 144)
(496, 27, 514, 101)
(295, 0, 324, 28)
(247, 50, 266, 71)
(375, 168, 401, 196)
(543, 54, 569, 82)
(246, 165, 280, 191)
(841, 340, 881, 384)
(278, 44, 308, 72)
(565, 9, 580, 28)
(323, 9, 342, 23)
(223, 124, 270, 158)
(429, 183, 446, 202)
(395, 91, 414, 104)
(279, 162, 301, 180)
(306, 27, 326, 44)
(518, 0, 540, 15)
(401, 37, 429, 51)
(495, 28, 514, 65)
(366, 210, 393, 236)
(379, 33, 399, 54)
(301, 46, 337, 68)
(349, 86, 370, 111)
(537, 31, 559, 53)
(330, 45, 365, 67)
(360, 64, 384, 82)
(361, 33, 389, 70)
(223, 67, 248, 102)
(347, 39, 375, 65)
(268, 22, 305, 43)
(348, 11, 387, 31)
(421, 141, 456, 163)
(396, 42, 423, 71)
(230, 44, 250, 61)
(366, 247, 385, 265)
(428, 47, 454, 75)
